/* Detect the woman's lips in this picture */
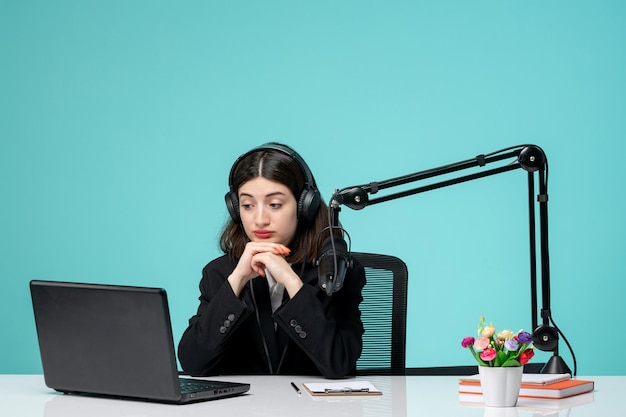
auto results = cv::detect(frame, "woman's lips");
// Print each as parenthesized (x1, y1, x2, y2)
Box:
(254, 230, 273, 239)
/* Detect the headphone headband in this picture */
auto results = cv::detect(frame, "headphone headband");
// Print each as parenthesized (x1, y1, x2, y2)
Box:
(227, 142, 317, 192)
(225, 142, 321, 224)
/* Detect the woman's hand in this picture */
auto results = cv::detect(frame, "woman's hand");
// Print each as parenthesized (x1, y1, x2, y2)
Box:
(250, 250, 303, 298)
(227, 242, 301, 296)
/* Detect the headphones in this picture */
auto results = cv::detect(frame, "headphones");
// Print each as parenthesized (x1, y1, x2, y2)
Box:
(225, 142, 321, 225)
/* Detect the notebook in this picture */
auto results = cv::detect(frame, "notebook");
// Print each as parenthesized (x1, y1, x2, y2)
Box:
(29, 280, 250, 404)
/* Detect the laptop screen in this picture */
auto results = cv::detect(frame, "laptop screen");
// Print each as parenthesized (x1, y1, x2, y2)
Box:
(31, 280, 250, 403)
(30, 280, 185, 401)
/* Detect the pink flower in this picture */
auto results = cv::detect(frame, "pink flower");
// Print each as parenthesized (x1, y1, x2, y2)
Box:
(480, 347, 497, 361)
(474, 336, 490, 351)
(461, 336, 475, 348)
(519, 348, 535, 365)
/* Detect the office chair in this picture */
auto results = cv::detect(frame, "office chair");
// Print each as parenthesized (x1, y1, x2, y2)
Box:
(351, 252, 546, 376)
(353, 252, 408, 375)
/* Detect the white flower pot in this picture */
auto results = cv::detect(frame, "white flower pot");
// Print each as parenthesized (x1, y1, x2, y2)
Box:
(478, 366, 523, 407)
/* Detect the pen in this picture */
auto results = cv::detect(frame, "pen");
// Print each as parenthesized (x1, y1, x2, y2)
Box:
(290, 382, 301, 394)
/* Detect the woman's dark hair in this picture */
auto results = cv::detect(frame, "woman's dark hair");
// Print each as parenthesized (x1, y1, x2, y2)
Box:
(219, 146, 330, 265)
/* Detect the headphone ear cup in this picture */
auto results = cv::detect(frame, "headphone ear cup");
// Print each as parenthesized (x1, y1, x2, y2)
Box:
(532, 324, 559, 352)
(225, 191, 241, 223)
(298, 189, 321, 224)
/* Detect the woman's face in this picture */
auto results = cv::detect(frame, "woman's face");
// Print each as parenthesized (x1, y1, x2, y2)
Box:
(237, 176, 299, 246)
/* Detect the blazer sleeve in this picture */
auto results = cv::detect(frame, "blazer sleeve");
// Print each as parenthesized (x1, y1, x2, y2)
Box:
(177, 257, 254, 376)
(273, 260, 366, 379)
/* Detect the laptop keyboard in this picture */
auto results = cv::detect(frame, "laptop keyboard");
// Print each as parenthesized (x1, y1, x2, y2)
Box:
(179, 378, 224, 394)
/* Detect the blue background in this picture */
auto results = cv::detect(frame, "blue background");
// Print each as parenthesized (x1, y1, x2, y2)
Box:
(2, 1, 625, 375)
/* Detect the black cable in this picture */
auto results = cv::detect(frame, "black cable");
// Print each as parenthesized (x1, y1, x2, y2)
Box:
(539, 151, 574, 376)
(549, 315, 577, 376)
(484, 144, 527, 158)
(326, 194, 339, 285)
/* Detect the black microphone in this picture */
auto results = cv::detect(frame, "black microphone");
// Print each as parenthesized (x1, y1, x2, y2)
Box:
(317, 234, 350, 296)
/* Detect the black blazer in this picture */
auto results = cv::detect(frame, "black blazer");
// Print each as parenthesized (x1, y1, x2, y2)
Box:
(177, 255, 365, 379)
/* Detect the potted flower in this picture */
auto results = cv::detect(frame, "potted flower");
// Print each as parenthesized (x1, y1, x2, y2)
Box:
(461, 315, 535, 407)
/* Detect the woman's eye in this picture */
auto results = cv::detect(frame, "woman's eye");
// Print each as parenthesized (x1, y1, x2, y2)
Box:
(269, 203, 282, 209)
(240, 203, 253, 210)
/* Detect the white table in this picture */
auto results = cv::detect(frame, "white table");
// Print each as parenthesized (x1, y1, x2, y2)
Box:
(0, 374, 622, 417)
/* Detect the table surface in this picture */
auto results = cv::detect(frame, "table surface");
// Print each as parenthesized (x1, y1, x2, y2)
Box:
(0, 374, 622, 417)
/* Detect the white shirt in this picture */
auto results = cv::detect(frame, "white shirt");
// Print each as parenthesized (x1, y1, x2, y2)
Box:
(265, 268, 285, 314)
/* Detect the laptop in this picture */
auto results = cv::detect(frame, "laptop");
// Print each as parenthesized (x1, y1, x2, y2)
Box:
(30, 280, 250, 404)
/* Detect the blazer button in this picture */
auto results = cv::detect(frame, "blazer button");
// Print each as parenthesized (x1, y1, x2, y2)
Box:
(219, 326, 227, 334)
(299, 331, 307, 339)
(228, 314, 236, 321)
(290, 319, 298, 327)
(224, 319, 231, 327)
(294, 325, 302, 333)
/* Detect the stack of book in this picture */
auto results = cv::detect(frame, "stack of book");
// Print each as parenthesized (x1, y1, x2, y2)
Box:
(458, 373, 595, 410)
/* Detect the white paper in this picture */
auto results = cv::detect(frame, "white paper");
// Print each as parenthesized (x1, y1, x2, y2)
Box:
(303, 380, 381, 393)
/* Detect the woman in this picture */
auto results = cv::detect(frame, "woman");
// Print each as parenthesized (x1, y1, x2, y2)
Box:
(178, 142, 365, 379)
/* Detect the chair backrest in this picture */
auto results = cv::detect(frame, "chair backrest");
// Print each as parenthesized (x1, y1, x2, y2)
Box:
(353, 252, 408, 375)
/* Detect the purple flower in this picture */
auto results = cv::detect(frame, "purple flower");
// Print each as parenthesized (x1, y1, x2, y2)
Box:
(461, 336, 475, 348)
(517, 331, 533, 344)
(504, 339, 519, 351)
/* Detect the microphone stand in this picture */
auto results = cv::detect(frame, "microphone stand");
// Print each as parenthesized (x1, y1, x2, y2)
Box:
(333, 145, 571, 374)
(318, 196, 353, 296)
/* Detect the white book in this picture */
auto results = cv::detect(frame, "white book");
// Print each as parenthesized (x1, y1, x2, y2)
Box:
(459, 373, 571, 385)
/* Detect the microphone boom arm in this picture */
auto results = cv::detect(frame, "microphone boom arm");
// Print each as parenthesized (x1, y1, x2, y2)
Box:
(335, 161, 521, 210)
(330, 144, 572, 374)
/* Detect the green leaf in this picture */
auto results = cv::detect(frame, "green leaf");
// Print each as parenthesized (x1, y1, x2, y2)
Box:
(502, 359, 521, 367)
(495, 350, 508, 367)
(472, 351, 488, 366)
(468, 347, 488, 366)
